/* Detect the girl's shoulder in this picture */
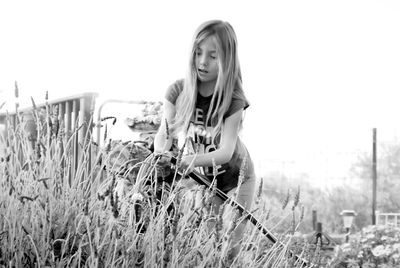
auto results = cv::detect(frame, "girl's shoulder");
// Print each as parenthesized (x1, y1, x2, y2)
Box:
(224, 86, 250, 119)
(232, 86, 246, 101)
(165, 79, 184, 105)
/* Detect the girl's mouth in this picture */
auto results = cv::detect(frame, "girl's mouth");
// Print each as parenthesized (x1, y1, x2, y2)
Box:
(198, 68, 208, 74)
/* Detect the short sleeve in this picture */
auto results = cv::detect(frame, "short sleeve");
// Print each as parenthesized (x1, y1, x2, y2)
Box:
(224, 87, 250, 119)
(165, 79, 184, 105)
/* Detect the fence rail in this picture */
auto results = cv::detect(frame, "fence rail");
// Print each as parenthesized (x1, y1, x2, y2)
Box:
(1, 93, 98, 140)
(376, 211, 400, 227)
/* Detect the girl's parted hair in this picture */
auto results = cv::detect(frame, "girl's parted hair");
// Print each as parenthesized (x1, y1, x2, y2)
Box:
(173, 20, 243, 142)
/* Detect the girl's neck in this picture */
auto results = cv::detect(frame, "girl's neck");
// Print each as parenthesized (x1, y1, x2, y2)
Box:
(198, 80, 216, 97)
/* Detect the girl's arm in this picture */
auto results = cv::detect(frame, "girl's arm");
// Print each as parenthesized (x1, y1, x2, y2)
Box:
(153, 99, 176, 153)
(181, 108, 244, 169)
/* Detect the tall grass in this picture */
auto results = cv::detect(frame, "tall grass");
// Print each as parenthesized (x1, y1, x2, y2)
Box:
(0, 100, 318, 267)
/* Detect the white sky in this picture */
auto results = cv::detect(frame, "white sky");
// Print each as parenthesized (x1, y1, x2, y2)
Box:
(1, 0, 400, 187)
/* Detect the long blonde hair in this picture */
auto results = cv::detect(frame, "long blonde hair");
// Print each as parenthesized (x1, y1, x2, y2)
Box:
(173, 20, 243, 142)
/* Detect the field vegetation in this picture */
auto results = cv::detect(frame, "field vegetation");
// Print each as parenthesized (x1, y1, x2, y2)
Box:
(0, 99, 317, 267)
(1, 95, 399, 267)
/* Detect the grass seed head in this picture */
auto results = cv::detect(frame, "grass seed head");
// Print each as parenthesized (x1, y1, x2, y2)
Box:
(112, 193, 119, 218)
(299, 205, 305, 222)
(194, 209, 204, 228)
(176, 139, 187, 168)
(292, 186, 300, 210)
(14, 81, 19, 98)
(281, 189, 290, 210)
(35, 142, 41, 160)
(226, 208, 240, 240)
(30, 97, 37, 111)
(238, 155, 247, 186)
(291, 210, 296, 234)
(103, 124, 108, 143)
(208, 178, 217, 205)
(255, 177, 263, 206)
(171, 209, 181, 239)
(265, 208, 271, 221)
(83, 199, 89, 216)
(215, 203, 225, 241)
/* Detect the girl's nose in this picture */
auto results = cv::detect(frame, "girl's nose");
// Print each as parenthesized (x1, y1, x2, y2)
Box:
(199, 54, 208, 66)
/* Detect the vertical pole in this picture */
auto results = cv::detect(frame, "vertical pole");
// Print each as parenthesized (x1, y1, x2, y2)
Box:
(316, 222, 322, 245)
(312, 210, 317, 231)
(372, 128, 377, 225)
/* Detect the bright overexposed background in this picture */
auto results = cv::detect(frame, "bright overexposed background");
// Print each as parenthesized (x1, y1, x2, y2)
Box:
(1, 0, 400, 188)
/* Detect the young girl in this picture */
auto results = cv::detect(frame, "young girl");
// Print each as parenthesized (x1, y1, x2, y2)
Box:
(154, 20, 256, 257)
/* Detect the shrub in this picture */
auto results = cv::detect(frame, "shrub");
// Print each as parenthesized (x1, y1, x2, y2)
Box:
(334, 225, 400, 267)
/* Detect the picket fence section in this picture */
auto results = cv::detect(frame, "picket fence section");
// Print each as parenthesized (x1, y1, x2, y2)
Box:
(376, 211, 400, 227)
(0, 92, 98, 181)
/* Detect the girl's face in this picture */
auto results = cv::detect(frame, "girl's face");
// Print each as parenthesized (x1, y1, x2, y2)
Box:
(195, 37, 219, 83)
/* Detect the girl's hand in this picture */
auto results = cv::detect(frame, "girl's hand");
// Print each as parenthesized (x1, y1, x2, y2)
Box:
(179, 155, 196, 174)
(155, 151, 174, 167)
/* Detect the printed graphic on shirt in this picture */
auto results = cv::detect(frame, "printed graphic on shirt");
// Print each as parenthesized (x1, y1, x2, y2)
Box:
(186, 107, 226, 177)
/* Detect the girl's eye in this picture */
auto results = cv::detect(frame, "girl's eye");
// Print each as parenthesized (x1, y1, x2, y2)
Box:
(210, 55, 217, 60)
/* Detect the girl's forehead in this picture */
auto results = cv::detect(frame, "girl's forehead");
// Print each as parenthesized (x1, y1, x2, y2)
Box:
(197, 36, 217, 50)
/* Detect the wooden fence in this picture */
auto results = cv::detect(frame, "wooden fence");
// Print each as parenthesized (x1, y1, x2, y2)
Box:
(0, 92, 98, 180)
(376, 211, 400, 227)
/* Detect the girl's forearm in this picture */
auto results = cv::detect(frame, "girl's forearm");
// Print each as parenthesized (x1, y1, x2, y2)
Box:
(192, 148, 232, 167)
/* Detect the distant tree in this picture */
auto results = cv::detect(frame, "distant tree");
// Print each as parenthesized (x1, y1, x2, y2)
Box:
(261, 139, 400, 235)
(349, 139, 400, 213)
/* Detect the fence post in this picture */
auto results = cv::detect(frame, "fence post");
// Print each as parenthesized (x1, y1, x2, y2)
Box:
(372, 128, 377, 225)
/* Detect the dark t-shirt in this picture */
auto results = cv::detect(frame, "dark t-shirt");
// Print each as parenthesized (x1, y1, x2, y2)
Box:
(165, 79, 255, 193)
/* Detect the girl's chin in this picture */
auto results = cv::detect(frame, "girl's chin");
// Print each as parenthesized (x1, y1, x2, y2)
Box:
(197, 75, 217, 83)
